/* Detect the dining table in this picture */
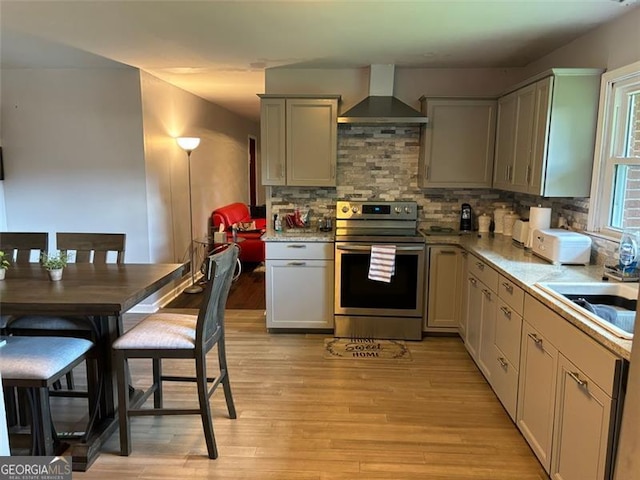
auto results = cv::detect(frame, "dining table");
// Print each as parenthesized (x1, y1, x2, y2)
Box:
(0, 261, 188, 470)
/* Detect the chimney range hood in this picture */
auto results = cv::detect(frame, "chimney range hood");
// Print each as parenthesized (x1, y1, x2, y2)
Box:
(337, 64, 428, 125)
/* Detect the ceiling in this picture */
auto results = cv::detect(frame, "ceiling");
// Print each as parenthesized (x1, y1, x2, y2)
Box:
(2, 0, 639, 122)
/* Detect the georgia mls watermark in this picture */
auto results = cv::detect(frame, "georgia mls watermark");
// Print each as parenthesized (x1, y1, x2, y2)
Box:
(0, 456, 72, 480)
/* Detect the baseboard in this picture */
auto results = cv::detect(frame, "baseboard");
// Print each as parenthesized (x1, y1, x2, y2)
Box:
(127, 274, 202, 314)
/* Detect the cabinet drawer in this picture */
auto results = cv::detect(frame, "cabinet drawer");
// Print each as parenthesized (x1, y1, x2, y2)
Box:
(491, 344, 519, 421)
(498, 274, 524, 315)
(524, 294, 621, 396)
(468, 255, 499, 291)
(495, 298, 523, 369)
(266, 241, 334, 260)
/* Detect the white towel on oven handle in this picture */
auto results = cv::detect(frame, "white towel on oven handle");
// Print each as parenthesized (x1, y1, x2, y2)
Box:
(368, 244, 396, 283)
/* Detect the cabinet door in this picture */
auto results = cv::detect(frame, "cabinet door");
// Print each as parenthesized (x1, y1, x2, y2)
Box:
(493, 92, 517, 190)
(266, 259, 334, 329)
(511, 83, 537, 192)
(551, 354, 614, 480)
(458, 250, 469, 340)
(464, 273, 482, 362)
(260, 98, 286, 185)
(528, 77, 553, 195)
(517, 321, 559, 473)
(286, 99, 337, 186)
(477, 284, 497, 382)
(426, 246, 462, 330)
(419, 99, 496, 188)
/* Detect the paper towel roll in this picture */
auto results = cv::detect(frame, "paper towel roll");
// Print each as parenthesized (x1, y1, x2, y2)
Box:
(526, 206, 552, 248)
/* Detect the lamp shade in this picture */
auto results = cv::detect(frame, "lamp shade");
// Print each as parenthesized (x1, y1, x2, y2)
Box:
(176, 137, 201, 152)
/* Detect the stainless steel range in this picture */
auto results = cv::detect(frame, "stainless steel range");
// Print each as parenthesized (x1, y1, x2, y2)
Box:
(334, 200, 425, 340)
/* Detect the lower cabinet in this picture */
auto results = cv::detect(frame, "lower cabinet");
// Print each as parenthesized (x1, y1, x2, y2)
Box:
(425, 246, 463, 332)
(517, 320, 559, 472)
(519, 294, 623, 480)
(464, 272, 482, 362)
(266, 241, 334, 330)
(551, 354, 614, 480)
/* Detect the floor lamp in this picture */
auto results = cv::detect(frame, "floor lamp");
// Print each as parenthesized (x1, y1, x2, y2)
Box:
(176, 136, 203, 294)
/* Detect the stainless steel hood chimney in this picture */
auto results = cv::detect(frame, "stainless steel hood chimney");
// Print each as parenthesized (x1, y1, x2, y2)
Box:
(337, 65, 428, 124)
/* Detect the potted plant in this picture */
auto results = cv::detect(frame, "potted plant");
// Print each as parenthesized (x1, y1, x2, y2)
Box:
(0, 251, 10, 280)
(41, 251, 69, 281)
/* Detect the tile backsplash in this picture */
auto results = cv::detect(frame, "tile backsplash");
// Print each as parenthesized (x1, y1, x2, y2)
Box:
(267, 125, 617, 264)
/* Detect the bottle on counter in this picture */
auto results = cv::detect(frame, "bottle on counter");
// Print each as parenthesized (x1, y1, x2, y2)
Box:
(274, 214, 283, 232)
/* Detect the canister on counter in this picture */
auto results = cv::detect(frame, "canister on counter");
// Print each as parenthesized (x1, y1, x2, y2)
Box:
(494, 205, 507, 234)
(503, 212, 519, 236)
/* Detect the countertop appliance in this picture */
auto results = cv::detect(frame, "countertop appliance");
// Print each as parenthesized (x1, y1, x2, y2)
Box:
(512, 219, 529, 246)
(530, 228, 592, 265)
(334, 200, 425, 340)
(460, 203, 472, 232)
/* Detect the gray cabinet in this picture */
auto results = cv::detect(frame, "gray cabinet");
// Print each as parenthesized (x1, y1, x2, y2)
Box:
(419, 98, 497, 188)
(265, 242, 334, 330)
(493, 68, 603, 197)
(259, 95, 340, 186)
(425, 246, 463, 332)
(519, 294, 623, 479)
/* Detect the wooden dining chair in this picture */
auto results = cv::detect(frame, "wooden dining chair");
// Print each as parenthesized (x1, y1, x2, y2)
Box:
(0, 232, 48, 264)
(7, 232, 126, 389)
(0, 335, 99, 456)
(56, 232, 126, 263)
(112, 244, 239, 459)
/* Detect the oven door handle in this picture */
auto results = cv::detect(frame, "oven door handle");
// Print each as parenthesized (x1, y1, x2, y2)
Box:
(336, 245, 424, 252)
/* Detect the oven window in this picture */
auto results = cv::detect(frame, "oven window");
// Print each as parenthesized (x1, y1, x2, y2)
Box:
(339, 253, 418, 309)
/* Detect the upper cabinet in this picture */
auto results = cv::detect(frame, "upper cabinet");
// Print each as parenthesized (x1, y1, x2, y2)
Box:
(492, 69, 603, 197)
(259, 95, 340, 187)
(418, 98, 497, 188)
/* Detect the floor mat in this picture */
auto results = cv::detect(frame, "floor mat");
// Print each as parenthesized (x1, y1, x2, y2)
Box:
(324, 338, 412, 360)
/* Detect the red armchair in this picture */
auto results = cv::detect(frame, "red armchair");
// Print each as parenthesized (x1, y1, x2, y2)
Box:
(211, 203, 266, 263)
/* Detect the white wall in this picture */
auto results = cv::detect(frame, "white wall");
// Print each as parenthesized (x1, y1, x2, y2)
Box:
(520, 6, 640, 77)
(0, 67, 151, 261)
(265, 67, 521, 112)
(139, 72, 260, 264)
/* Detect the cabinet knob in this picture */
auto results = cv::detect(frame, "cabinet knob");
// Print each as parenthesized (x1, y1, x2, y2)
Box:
(482, 289, 491, 299)
(287, 261, 307, 266)
(476, 262, 485, 270)
(500, 306, 512, 318)
(498, 357, 508, 369)
(502, 281, 514, 294)
(527, 332, 543, 346)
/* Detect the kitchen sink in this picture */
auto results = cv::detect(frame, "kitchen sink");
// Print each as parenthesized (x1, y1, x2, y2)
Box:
(534, 281, 637, 339)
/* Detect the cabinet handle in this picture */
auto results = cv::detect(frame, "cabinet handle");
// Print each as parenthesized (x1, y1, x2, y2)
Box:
(280, 163, 285, 179)
(287, 244, 307, 249)
(502, 281, 513, 294)
(426, 165, 431, 180)
(528, 332, 543, 346)
(461, 251, 468, 258)
(440, 250, 457, 255)
(505, 165, 509, 181)
(568, 371, 588, 388)
(500, 306, 512, 318)
(526, 164, 532, 184)
(469, 277, 477, 285)
(498, 357, 508, 369)
(476, 262, 485, 270)
(507, 165, 512, 181)
(287, 261, 307, 266)
(482, 289, 491, 299)
(331, 164, 336, 179)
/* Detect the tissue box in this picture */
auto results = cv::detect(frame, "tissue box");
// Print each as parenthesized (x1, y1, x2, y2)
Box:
(531, 228, 592, 265)
(213, 231, 227, 244)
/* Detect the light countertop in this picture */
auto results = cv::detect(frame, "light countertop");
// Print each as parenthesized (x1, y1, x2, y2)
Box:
(261, 228, 633, 360)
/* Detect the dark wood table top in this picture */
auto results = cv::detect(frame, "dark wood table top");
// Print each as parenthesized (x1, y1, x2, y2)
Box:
(0, 262, 188, 316)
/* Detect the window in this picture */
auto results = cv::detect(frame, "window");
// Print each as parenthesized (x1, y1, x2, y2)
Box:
(589, 61, 640, 238)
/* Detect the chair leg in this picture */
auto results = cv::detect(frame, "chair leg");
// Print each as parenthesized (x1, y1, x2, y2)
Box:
(152, 359, 163, 408)
(4, 388, 18, 427)
(217, 338, 237, 419)
(115, 351, 132, 456)
(28, 388, 54, 456)
(195, 354, 218, 459)
(65, 371, 75, 390)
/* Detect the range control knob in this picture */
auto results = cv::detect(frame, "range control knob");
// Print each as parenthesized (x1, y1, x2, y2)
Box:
(405, 206, 412, 214)
(351, 206, 359, 214)
(394, 207, 402, 214)
(341, 205, 350, 213)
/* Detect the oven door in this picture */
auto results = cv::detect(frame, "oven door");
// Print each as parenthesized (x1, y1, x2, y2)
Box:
(334, 242, 425, 317)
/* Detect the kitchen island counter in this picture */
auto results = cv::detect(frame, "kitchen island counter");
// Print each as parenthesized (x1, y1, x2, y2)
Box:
(262, 229, 335, 242)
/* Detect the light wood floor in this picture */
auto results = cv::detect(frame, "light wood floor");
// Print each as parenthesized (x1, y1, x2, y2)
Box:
(67, 310, 548, 480)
